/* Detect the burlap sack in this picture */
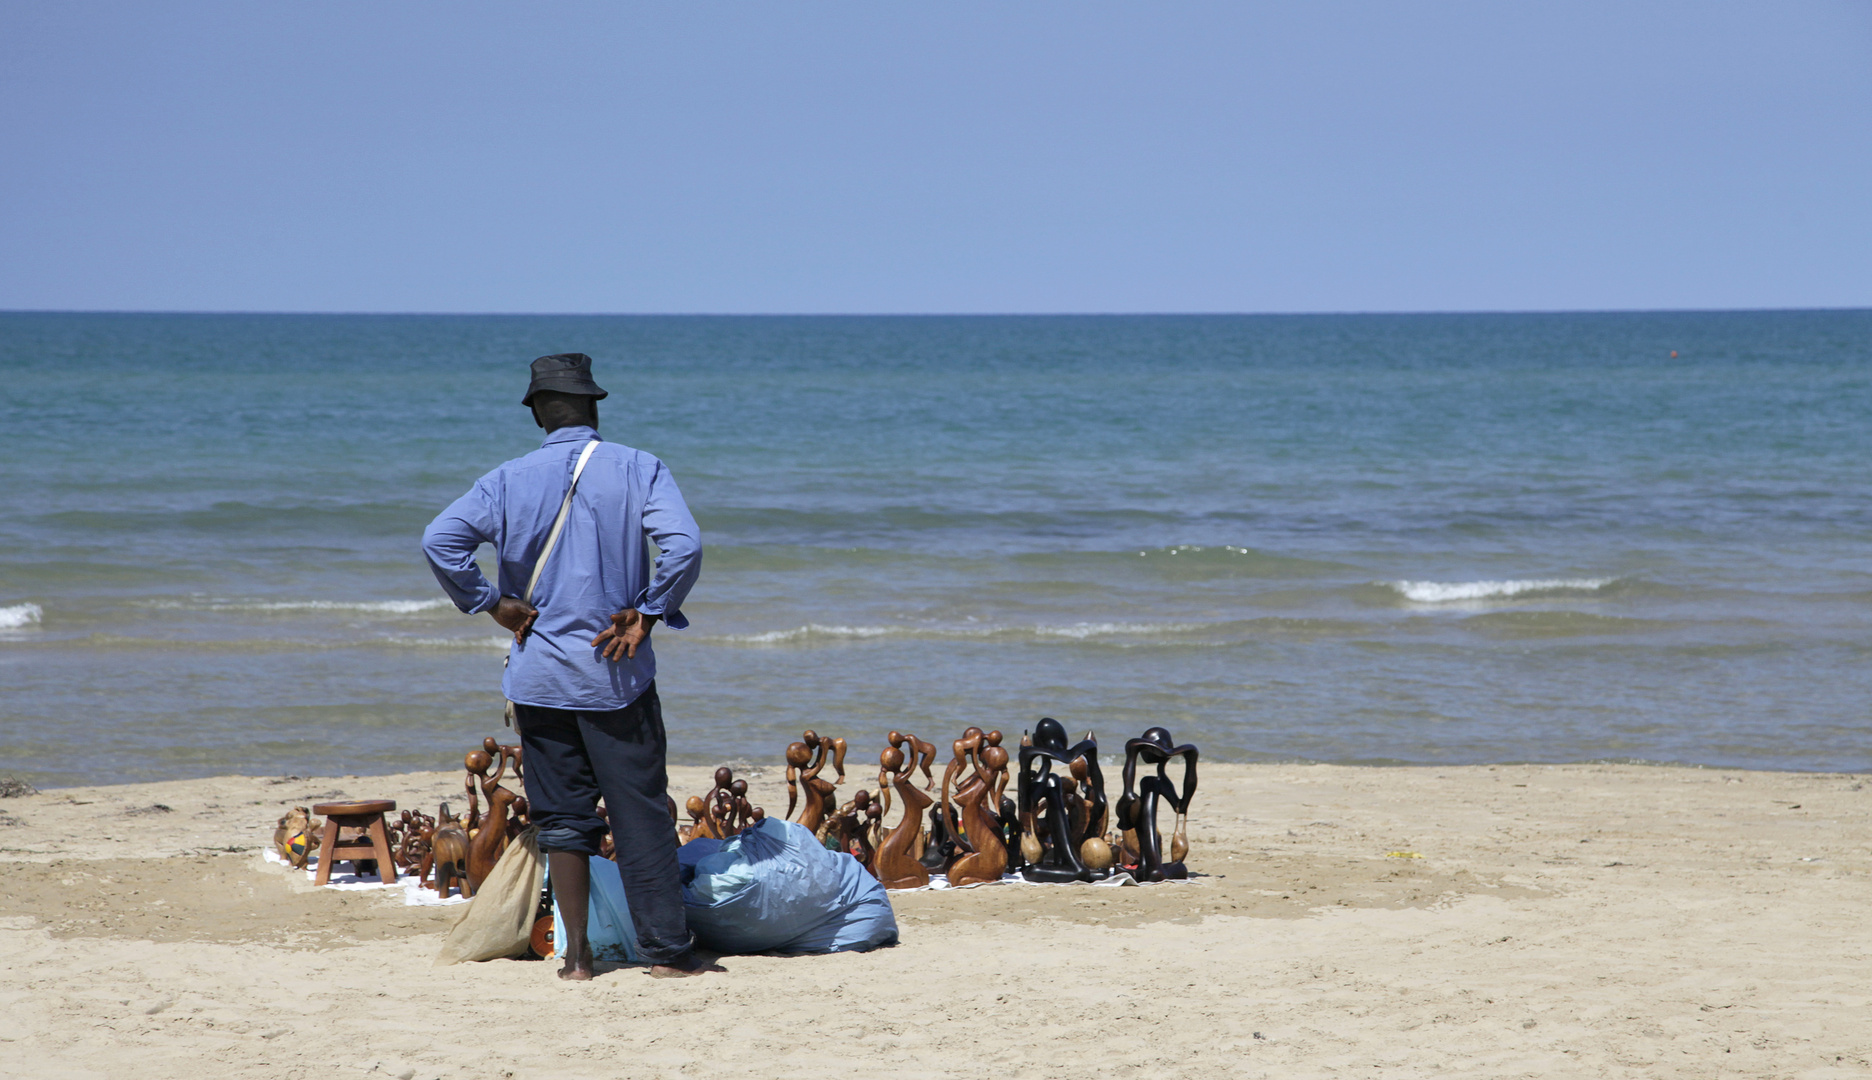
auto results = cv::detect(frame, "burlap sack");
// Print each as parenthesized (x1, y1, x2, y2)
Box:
(433, 826, 545, 965)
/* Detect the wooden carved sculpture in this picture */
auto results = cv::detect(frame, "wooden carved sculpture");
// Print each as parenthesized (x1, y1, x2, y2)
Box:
(683, 767, 765, 844)
(429, 801, 470, 897)
(272, 806, 321, 869)
(783, 730, 846, 836)
(1016, 717, 1113, 882)
(465, 784, 520, 895)
(942, 729, 1012, 887)
(923, 726, 983, 872)
(393, 808, 436, 873)
(1116, 726, 1200, 881)
(872, 732, 937, 889)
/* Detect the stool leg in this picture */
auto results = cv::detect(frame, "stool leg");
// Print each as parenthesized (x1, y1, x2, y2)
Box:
(366, 815, 397, 885)
(313, 816, 340, 886)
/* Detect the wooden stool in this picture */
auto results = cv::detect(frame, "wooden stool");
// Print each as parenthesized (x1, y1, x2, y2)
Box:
(312, 800, 398, 886)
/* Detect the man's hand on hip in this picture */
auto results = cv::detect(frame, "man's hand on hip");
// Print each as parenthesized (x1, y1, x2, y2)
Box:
(490, 596, 539, 643)
(593, 608, 659, 661)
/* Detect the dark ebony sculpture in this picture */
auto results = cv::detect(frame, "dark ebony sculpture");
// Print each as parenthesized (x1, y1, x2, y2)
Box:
(1116, 726, 1199, 881)
(1016, 717, 1112, 882)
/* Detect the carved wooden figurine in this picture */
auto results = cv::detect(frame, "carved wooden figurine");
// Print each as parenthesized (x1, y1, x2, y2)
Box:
(429, 802, 470, 897)
(827, 788, 884, 876)
(783, 730, 846, 836)
(1116, 726, 1199, 881)
(872, 732, 937, 889)
(273, 806, 321, 869)
(393, 808, 436, 873)
(682, 766, 764, 844)
(942, 730, 1012, 887)
(1016, 718, 1112, 882)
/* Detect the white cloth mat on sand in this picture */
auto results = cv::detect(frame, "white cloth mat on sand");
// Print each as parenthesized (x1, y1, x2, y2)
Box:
(262, 848, 469, 907)
(917, 870, 1190, 890)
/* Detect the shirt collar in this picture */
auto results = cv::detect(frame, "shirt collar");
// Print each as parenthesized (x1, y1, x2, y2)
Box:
(541, 425, 601, 447)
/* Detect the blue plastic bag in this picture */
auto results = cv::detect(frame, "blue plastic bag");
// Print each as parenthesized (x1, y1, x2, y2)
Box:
(551, 854, 639, 964)
(678, 818, 899, 955)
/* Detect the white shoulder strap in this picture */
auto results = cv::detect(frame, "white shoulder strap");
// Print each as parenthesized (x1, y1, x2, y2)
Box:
(524, 439, 599, 603)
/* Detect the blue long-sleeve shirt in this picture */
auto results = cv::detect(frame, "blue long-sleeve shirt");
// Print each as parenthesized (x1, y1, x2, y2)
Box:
(421, 425, 702, 711)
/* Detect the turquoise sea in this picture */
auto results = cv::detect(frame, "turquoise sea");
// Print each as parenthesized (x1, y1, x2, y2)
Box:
(2, 311, 1869, 786)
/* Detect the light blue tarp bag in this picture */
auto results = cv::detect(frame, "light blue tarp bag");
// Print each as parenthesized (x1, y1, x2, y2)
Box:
(551, 854, 639, 963)
(678, 817, 899, 955)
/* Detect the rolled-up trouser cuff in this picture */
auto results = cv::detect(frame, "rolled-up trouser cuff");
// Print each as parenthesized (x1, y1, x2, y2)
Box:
(536, 820, 605, 856)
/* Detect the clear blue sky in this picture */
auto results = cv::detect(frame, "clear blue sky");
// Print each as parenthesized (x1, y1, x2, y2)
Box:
(2, 3, 1867, 314)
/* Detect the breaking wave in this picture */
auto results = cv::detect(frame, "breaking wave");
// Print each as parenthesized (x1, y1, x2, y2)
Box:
(1388, 578, 1617, 603)
(141, 597, 453, 615)
(0, 602, 45, 629)
(712, 621, 1222, 645)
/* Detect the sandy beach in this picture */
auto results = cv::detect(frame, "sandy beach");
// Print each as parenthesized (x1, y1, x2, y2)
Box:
(0, 762, 1864, 1079)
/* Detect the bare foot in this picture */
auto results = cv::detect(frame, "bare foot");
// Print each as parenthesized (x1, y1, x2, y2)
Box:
(648, 951, 725, 979)
(557, 943, 594, 981)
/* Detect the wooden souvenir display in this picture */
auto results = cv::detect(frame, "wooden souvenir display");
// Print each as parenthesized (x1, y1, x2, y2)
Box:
(783, 730, 846, 835)
(942, 730, 1011, 887)
(1116, 726, 1199, 882)
(680, 766, 765, 845)
(872, 732, 937, 889)
(465, 785, 520, 895)
(1016, 718, 1112, 883)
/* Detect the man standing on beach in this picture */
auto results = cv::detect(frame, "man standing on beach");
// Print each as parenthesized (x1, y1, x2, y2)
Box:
(421, 353, 712, 979)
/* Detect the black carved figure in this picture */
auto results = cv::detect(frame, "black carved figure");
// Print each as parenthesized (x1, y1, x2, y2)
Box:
(1116, 726, 1199, 881)
(1016, 717, 1111, 882)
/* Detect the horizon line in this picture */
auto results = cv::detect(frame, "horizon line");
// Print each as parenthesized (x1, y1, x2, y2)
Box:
(1, 305, 1868, 319)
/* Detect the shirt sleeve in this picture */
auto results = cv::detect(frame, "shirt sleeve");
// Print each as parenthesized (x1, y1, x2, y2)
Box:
(633, 458, 702, 629)
(421, 476, 503, 615)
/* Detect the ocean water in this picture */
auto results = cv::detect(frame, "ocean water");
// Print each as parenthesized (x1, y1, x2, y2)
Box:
(2, 311, 1869, 786)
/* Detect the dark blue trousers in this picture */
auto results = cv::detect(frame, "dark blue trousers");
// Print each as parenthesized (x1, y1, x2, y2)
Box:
(513, 684, 693, 964)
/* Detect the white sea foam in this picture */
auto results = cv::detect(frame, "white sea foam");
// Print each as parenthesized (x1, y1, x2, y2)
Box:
(1390, 578, 1616, 603)
(717, 624, 922, 644)
(0, 602, 44, 629)
(1033, 621, 1201, 639)
(388, 635, 512, 649)
(714, 621, 1202, 645)
(249, 599, 453, 614)
(144, 597, 453, 615)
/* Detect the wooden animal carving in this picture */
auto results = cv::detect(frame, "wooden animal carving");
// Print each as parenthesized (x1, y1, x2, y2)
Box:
(783, 730, 846, 835)
(429, 801, 470, 897)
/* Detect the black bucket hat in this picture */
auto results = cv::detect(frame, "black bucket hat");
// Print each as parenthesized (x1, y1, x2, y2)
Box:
(522, 353, 610, 406)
